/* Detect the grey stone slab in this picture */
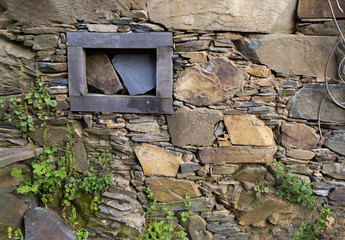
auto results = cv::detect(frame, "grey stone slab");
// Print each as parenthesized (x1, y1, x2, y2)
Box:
(324, 134, 345, 156)
(24, 207, 76, 240)
(112, 50, 156, 96)
(289, 84, 345, 123)
(0, 145, 39, 168)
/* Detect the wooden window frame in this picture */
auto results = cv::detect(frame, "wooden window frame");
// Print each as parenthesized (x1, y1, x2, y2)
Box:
(67, 32, 173, 114)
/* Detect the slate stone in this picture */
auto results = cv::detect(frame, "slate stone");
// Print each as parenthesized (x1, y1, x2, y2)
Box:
(131, 133, 170, 142)
(232, 102, 265, 108)
(28, 127, 68, 147)
(37, 62, 67, 73)
(112, 49, 156, 95)
(146, 178, 201, 202)
(198, 145, 277, 164)
(238, 35, 338, 78)
(232, 166, 267, 182)
(224, 115, 275, 146)
(322, 163, 345, 180)
(297, 20, 345, 36)
(0, 145, 38, 168)
(180, 162, 202, 174)
(175, 40, 210, 52)
(134, 144, 181, 177)
(147, 0, 297, 33)
(86, 52, 123, 94)
(0, 164, 28, 194)
(289, 84, 345, 123)
(247, 106, 275, 114)
(329, 187, 345, 202)
(281, 122, 319, 150)
(126, 122, 160, 133)
(212, 165, 238, 175)
(74, 141, 88, 173)
(324, 134, 345, 156)
(167, 107, 223, 147)
(174, 57, 247, 106)
(286, 149, 315, 160)
(184, 215, 212, 240)
(32, 34, 58, 51)
(312, 148, 338, 162)
(86, 24, 118, 32)
(0, 194, 29, 239)
(206, 223, 240, 234)
(24, 207, 76, 240)
(239, 199, 286, 226)
(154, 197, 214, 212)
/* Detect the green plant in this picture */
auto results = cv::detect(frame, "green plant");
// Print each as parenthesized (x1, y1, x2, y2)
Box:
(2, 65, 57, 138)
(7, 227, 24, 240)
(65, 206, 89, 240)
(254, 182, 269, 197)
(292, 205, 331, 240)
(140, 187, 189, 240)
(95, 149, 114, 170)
(269, 159, 316, 211)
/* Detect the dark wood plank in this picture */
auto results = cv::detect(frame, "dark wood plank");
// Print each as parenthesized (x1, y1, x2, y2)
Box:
(70, 95, 173, 114)
(156, 47, 173, 99)
(67, 32, 173, 48)
(298, 0, 345, 19)
(68, 47, 87, 96)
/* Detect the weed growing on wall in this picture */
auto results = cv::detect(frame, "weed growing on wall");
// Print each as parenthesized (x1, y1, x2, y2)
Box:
(0, 65, 57, 138)
(140, 187, 191, 240)
(7, 227, 24, 240)
(11, 124, 113, 239)
(254, 182, 269, 197)
(269, 159, 331, 239)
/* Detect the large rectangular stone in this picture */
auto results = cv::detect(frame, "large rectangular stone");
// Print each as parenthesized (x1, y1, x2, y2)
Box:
(198, 146, 277, 164)
(238, 35, 338, 79)
(147, 0, 298, 33)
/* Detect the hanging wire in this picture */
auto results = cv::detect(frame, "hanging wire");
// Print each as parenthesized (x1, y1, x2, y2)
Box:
(318, 0, 345, 138)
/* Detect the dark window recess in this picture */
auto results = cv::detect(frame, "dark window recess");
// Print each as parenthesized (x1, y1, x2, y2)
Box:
(67, 32, 173, 114)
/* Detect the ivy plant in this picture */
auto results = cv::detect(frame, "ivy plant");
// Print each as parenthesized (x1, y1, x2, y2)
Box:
(140, 187, 190, 240)
(1, 65, 57, 138)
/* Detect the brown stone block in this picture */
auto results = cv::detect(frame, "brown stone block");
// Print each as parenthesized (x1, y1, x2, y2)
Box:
(198, 145, 277, 164)
(86, 52, 123, 95)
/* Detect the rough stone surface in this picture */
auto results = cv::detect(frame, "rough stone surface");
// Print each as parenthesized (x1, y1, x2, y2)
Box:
(175, 40, 210, 52)
(281, 122, 319, 150)
(24, 207, 76, 240)
(239, 199, 286, 226)
(126, 122, 160, 133)
(0, 194, 29, 239)
(324, 135, 345, 156)
(1, 0, 140, 24)
(147, 0, 298, 33)
(156, 197, 214, 212)
(112, 50, 156, 95)
(212, 165, 238, 175)
(289, 84, 345, 123)
(134, 144, 181, 177)
(0, 145, 38, 168)
(297, 20, 345, 36)
(86, 52, 123, 94)
(322, 163, 345, 180)
(224, 115, 275, 146)
(28, 127, 68, 147)
(232, 166, 267, 182)
(312, 148, 338, 162)
(167, 107, 223, 147)
(286, 149, 315, 160)
(198, 146, 277, 164)
(329, 187, 345, 202)
(184, 215, 212, 240)
(33, 34, 58, 51)
(74, 141, 88, 173)
(174, 58, 247, 106)
(146, 178, 201, 202)
(131, 133, 170, 142)
(0, 164, 27, 194)
(239, 35, 338, 78)
(180, 163, 202, 174)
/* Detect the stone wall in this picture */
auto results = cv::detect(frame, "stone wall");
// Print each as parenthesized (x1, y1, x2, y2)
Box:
(1, 0, 345, 239)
